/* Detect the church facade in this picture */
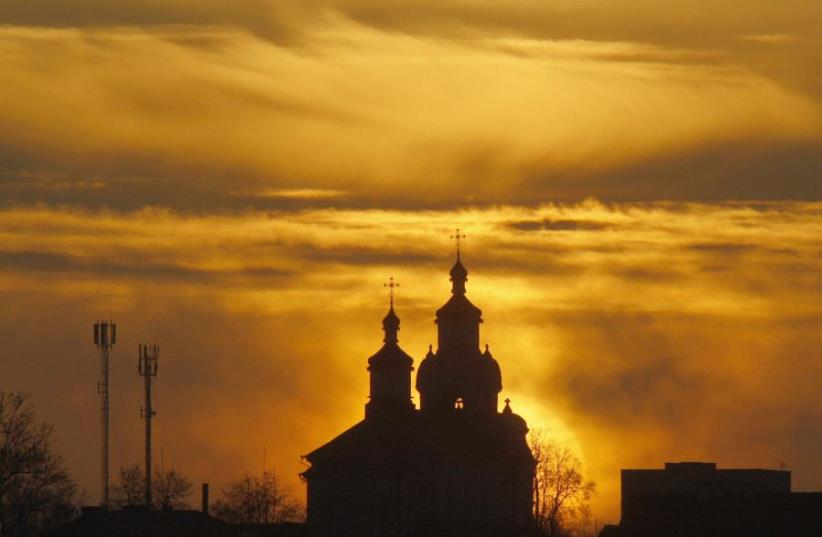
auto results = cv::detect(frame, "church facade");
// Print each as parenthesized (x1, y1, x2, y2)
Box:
(302, 253, 537, 537)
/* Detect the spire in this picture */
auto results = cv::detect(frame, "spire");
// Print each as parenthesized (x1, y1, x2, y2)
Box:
(449, 228, 468, 295)
(382, 277, 400, 344)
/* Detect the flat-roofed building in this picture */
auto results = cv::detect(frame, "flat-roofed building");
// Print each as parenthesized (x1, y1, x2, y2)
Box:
(603, 462, 822, 537)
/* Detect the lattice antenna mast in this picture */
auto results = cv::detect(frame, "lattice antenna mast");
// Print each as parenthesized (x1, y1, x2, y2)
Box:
(138, 343, 159, 508)
(93, 320, 116, 509)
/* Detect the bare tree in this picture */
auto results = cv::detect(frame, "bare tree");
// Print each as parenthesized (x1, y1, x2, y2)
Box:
(530, 429, 596, 537)
(212, 470, 303, 524)
(112, 464, 143, 507)
(0, 392, 76, 537)
(112, 465, 192, 509)
(153, 468, 192, 509)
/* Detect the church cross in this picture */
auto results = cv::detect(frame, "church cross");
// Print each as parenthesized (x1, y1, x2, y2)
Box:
(450, 228, 467, 257)
(384, 276, 400, 307)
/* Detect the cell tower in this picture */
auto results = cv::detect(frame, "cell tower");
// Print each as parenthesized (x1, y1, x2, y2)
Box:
(138, 343, 159, 508)
(93, 320, 116, 509)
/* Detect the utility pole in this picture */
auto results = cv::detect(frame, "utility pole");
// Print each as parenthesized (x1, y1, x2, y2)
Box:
(93, 321, 116, 509)
(138, 343, 159, 508)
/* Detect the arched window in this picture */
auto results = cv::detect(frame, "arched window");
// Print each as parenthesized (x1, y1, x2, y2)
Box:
(454, 398, 464, 410)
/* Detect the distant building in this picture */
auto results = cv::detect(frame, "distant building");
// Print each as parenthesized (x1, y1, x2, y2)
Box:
(302, 254, 537, 537)
(601, 462, 822, 537)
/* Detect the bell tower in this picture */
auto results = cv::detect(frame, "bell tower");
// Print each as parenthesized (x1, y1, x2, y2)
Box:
(365, 277, 414, 419)
(417, 231, 502, 416)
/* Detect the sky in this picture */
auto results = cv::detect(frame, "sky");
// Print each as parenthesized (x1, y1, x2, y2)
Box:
(0, 0, 820, 523)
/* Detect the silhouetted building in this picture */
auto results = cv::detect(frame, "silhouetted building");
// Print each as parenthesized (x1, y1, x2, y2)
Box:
(47, 506, 308, 537)
(302, 254, 537, 537)
(601, 462, 822, 537)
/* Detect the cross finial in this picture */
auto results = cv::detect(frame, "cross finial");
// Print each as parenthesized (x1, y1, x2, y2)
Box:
(450, 228, 467, 258)
(384, 276, 399, 307)
(504, 398, 511, 405)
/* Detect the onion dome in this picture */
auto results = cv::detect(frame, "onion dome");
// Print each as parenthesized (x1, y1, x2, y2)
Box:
(501, 398, 528, 434)
(482, 344, 502, 393)
(450, 256, 468, 295)
(437, 256, 482, 319)
(382, 306, 400, 344)
(416, 344, 436, 392)
(368, 306, 412, 369)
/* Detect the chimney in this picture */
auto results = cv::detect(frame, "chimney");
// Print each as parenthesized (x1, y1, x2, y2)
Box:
(201, 483, 209, 516)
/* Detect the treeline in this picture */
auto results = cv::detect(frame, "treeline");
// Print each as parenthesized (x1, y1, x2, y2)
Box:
(0, 391, 303, 537)
(112, 464, 303, 523)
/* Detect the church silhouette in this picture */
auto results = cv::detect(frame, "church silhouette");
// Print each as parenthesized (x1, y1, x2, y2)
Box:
(302, 248, 538, 537)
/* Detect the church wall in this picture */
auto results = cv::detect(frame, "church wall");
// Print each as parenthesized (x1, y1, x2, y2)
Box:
(436, 319, 480, 354)
(307, 460, 535, 537)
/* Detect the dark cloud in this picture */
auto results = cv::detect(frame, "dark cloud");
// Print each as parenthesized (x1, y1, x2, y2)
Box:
(685, 242, 756, 253)
(294, 247, 439, 267)
(507, 218, 612, 232)
(606, 264, 680, 283)
(2, 0, 821, 55)
(521, 138, 822, 203)
(5, 136, 819, 213)
(0, 250, 293, 284)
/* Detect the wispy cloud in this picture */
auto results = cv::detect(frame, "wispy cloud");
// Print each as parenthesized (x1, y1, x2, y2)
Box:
(231, 188, 348, 200)
(0, 23, 819, 212)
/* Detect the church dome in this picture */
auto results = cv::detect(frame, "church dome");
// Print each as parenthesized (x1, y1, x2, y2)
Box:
(382, 306, 400, 334)
(415, 345, 436, 392)
(435, 292, 483, 320)
(368, 305, 413, 369)
(482, 344, 502, 393)
(501, 399, 529, 435)
(449, 257, 468, 290)
(437, 253, 482, 320)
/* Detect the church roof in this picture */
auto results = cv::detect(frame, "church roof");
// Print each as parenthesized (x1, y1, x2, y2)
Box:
(302, 411, 534, 477)
(367, 341, 413, 368)
(435, 292, 482, 321)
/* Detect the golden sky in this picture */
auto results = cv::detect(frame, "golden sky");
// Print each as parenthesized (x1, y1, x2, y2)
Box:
(0, 0, 821, 523)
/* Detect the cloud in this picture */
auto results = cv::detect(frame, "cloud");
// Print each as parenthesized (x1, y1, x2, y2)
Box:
(507, 218, 612, 232)
(0, 250, 293, 283)
(1, 201, 820, 519)
(0, 23, 819, 213)
(231, 188, 348, 200)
